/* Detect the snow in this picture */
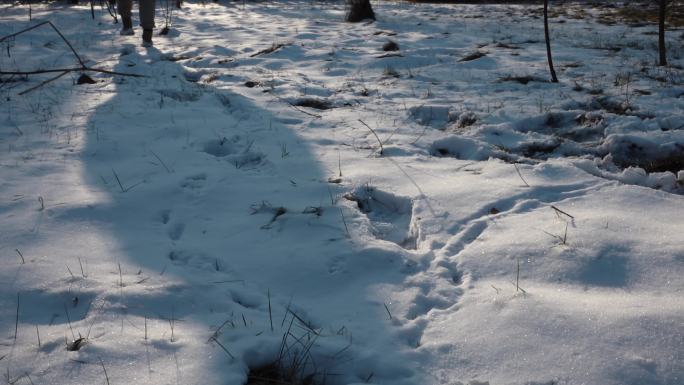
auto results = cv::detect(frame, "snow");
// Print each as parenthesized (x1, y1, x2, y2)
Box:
(1, 1, 683, 385)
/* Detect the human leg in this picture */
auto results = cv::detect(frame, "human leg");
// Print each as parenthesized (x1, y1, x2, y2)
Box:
(117, 0, 134, 34)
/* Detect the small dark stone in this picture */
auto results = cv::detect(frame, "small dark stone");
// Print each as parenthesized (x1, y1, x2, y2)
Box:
(76, 74, 96, 85)
(382, 40, 399, 52)
(294, 98, 332, 110)
(66, 337, 87, 351)
(459, 51, 487, 62)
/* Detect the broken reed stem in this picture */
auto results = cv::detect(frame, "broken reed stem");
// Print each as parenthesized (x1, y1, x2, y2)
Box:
(383, 302, 392, 320)
(268, 289, 274, 332)
(516, 259, 520, 292)
(339, 208, 350, 237)
(358, 119, 384, 156)
(211, 337, 235, 359)
(169, 309, 175, 342)
(14, 293, 20, 342)
(78, 257, 86, 278)
(150, 150, 172, 173)
(35, 325, 41, 348)
(64, 304, 76, 340)
(99, 357, 111, 385)
(86, 302, 106, 340)
(118, 262, 123, 287)
(281, 296, 293, 328)
(66, 264, 75, 278)
(513, 163, 530, 187)
(327, 185, 335, 205)
(144, 316, 148, 340)
(551, 205, 574, 219)
(15, 249, 25, 264)
(112, 169, 125, 193)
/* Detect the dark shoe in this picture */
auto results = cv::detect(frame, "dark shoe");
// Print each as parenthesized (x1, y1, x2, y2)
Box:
(142, 29, 153, 47)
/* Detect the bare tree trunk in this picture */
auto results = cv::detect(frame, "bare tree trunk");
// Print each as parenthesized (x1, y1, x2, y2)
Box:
(544, 0, 558, 83)
(658, 0, 667, 66)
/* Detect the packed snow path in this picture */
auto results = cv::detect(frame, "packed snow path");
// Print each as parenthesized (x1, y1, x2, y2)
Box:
(1, 2, 683, 385)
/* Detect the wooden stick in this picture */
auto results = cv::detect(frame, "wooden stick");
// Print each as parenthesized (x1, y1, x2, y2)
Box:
(0, 21, 50, 43)
(18, 71, 70, 96)
(0, 67, 146, 77)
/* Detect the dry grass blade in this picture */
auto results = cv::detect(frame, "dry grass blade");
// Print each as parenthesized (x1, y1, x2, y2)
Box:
(211, 336, 235, 359)
(383, 303, 392, 320)
(14, 249, 26, 265)
(268, 289, 274, 332)
(513, 163, 530, 187)
(14, 293, 19, 342)
(358, 119, 383, 156)
(250, 43, 290, 57)
(550, 205, 574, 219)
(99, 357, 111, 385)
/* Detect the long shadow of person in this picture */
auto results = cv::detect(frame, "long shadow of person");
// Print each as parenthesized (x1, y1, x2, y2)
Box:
(37, 33, 422, 384)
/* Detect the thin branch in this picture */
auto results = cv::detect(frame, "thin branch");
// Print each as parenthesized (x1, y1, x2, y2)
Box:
(18, 71, 69, 96)
(0, 67, 145, 77)
(0, 21, 50, 43)
(0, 21, 85, 67)
(45, 22, 85, 67)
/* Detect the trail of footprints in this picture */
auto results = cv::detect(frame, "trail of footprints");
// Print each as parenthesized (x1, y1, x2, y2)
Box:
(388, 180, 606, 348)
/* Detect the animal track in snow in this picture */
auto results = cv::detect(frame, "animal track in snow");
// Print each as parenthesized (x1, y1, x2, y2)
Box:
(167, 249, 221, 271)
(159, 209, 171, 224)
(179, 173, 207, 190)
(19, 289, 96, 325)
(167, 222, 185, 241)
(344, 187, 418, 249)
(201, 135, 266, 169)
(158, 89, 202, 102)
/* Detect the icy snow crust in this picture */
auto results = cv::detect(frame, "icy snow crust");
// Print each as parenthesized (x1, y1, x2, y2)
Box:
(1, 1, 683, 385)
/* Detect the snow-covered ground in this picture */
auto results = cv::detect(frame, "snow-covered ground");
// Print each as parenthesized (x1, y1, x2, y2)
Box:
(1, 1, 683, 384)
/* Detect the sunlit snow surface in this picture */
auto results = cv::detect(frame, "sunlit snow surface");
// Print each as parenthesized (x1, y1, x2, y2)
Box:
(1, 1, 683, 385)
